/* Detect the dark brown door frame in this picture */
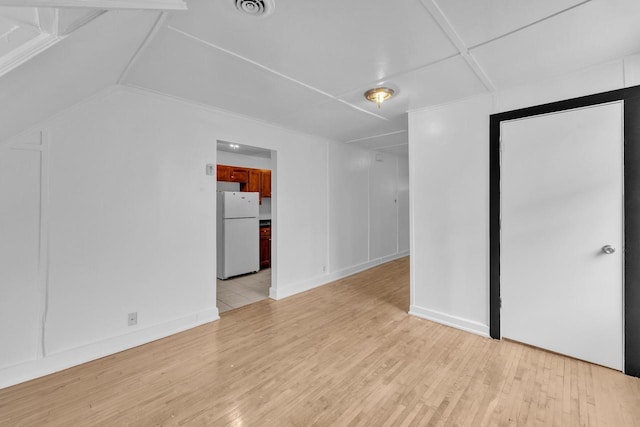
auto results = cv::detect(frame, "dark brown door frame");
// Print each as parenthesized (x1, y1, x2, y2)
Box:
(489, 85, 640, 377)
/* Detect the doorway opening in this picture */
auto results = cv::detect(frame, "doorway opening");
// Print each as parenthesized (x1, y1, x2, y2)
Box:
(215, 140, 276, 313)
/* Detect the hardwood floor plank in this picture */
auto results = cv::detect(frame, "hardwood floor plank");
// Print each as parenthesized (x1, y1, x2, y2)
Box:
(1, 257, 639, 426)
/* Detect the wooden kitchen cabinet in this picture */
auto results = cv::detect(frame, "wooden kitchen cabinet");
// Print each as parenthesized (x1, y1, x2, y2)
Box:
(217, 164, 248, 183)
(259, 226, 271, 268)
(217, 163, 271, 201)
(261, 170, 272, 198)
(216, 164, 231, 181)
(229, 167, 249, 183)
(247, 169, 261, 193)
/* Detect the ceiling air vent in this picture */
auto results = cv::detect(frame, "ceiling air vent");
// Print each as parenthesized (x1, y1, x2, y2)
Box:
(235, 0, 274, 17)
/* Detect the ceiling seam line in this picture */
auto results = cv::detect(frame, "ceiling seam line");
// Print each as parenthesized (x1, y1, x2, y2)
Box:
(333, 53, 459, 99)
(345, 130, 408, 144)
(0, 26, 19, 39)
(122, 83, 345, 143)
(167, 25, 389, 121)
(167, 26, 336, 97)
(118, 11, 167, 84)
(336, 100, 389, 121)
(370, 143, 409, 150)
(468, 0, 593, 51)
(419, 0, 495, 91)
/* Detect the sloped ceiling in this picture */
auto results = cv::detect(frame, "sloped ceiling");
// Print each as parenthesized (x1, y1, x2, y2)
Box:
(0, 10, 158, 142)
(3, 0, 640, 155)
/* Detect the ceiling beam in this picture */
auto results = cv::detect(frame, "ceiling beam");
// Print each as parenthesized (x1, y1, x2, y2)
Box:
(0, 33, 62, 79)
(345, 130, 407, 144)
(419, 0, 496, 91)
(58, 9, 106, 35)
(118, 11, 167, 83)
(0, 0, 186, 10)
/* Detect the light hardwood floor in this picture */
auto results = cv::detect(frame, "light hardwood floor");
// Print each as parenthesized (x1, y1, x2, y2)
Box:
(1, 257, 639, 426)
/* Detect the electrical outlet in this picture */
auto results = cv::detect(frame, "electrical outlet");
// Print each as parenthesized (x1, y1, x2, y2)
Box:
(128, 312, 137, 326)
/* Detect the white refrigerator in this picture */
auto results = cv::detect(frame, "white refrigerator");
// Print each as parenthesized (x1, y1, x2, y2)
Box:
(216, 191, 260, 279)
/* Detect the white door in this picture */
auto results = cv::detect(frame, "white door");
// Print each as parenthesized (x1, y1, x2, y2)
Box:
(501, 102, 623, 370)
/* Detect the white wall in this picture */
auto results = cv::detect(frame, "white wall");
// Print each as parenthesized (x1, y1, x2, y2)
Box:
(328, 142, 370, 272)
(328, 143, 410, 277)
(409, 95, 492, 335)
(217, 181, 241, 192)
(44, 88, 219, 356)
(0, 87, 221, 387)
(408, 53, 640, 337)
(397, 156, 410, 253)
(370, 152, 399, 260)
(0, 85, 409, 388)
(0, 138, 42, 370)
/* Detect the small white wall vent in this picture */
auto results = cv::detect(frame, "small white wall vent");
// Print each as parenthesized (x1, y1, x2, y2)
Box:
(235, 0, 274, 17)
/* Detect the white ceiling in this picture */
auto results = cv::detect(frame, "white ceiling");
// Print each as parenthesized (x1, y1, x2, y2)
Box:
(3, 0, 640, 155)
(0, 10, 158, 142)
(123, 0, 640, 156)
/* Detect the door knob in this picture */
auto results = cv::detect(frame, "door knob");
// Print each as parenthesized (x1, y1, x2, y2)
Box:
(602, 245, 616, 254)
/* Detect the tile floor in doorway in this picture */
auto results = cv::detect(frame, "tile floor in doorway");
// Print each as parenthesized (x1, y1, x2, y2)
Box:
(217, 268, 271, 313)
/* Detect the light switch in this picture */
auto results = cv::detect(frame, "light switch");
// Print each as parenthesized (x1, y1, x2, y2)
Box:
(206, 164, 215, 176)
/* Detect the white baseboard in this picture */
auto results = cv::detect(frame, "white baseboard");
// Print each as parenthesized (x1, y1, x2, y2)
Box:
(0, 307, 219, 390)
(270, 251, 409, 300)
(2, 251, 411, 388)
(409, 305, 490, 338)
(269, 273, 326, 300)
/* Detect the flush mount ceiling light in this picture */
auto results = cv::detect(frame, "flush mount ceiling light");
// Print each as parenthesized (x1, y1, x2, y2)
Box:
(229, 143, 240, 149)
(235, 0, 274, 17)
(364, 87, 394, 109)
